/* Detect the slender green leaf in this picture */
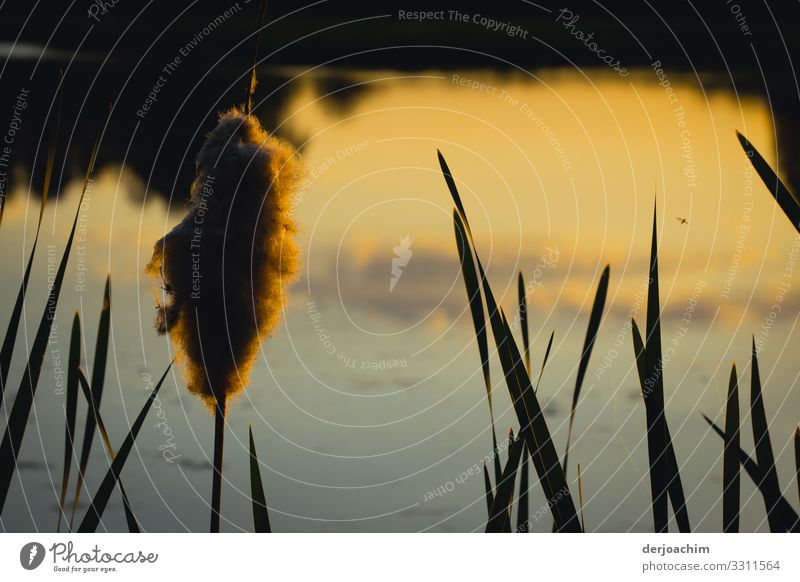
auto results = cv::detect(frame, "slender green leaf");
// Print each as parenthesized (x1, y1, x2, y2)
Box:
(723, 363, 740, 533)
(249, 425, 272, 533)
(0, 143, 98, 515)
(70, 275, 111, 528)
(56, 313, 81, 531)
(578, 463, 586, 532)
(563, 265, 610, 477)
(486, 435, 524, 533)
(632, 208, 691, 533)
(453, 210, 580, 532)
(704, 416, 799, 532)
(76, 369, 139, 532)
(794, 426, 800, 506)
(482, 463, 494, 517)
(0, 125, 58, 402)
(517, 444, 529, 532)
(749, 340, 784, 532)
(452, 188, 500, 487)
(518, 272, 530, 375)
(442, 152, 580, 532)
(534, 331, 554, 395)
(78, 362, 171, 532)
(736, 131, 800, 233)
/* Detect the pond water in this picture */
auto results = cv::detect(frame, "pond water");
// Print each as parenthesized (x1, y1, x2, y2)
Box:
(1, 66, 798, 532)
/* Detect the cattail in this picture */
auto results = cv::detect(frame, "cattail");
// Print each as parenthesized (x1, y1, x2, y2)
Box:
(146, 107, 302, 410)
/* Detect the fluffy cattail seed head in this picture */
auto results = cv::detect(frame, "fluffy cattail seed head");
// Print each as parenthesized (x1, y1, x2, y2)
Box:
(146, 107, 302, 411)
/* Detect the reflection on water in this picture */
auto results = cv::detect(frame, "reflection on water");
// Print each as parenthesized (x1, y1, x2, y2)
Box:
(1, 67, 798, 532)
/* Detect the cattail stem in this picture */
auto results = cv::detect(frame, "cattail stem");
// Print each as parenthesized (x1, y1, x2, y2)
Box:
(210, 394, 226, 533)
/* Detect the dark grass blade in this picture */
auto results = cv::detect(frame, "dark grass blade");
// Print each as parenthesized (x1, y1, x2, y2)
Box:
(249, 425, 272, 533)
(56, 313, 81, 532)
(456, 217, 579, 532)
(518, 272, 530, 375)
(485, 435, 524, 533)
(516, 444, 529, 532)
(633, 212, 692, 534)
(749, 340, 784, 532)
(794, 427, 800, 506)
(482, 463, 494, 516)
(704, 416, 799, 532)
(210, 396, 226, 533)
(534, 331, 555, 395)
(632, 317, 663, 529)
(723, 363, 740, 533)
(563, 265, 610, 477)
(69, 275, 111, 528)
(0, 126, 58, 402)
(445, 157, 580, 532)
(0, 143, 98, 515)
(643, 206, 669, 532)
(77, 362, 171, 532)
(76, 369, 139, 532)
(736, 131, 800, 233)
(578, 463, 586, 532)
(452, 187, 500, 488)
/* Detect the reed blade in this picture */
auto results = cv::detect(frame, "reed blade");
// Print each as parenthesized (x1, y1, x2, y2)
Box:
(794, 426, 800, 506)
(442, 151, 580, 531)
(749, 340, 784, 531)
(736, 131, 800, 233)
(76, 369, 139, 532)
(70, 275, 111, 528)
(0, 124, 58, 402)
(704, 416, 799, 532)
(249, 425, 272, 533)
(633, 208, 691, 533)
(517, 444, 529, 532)
(452, 209, 580, 532)
(77, 362, 171, 532)
(56, 313, 81, 532)
(482, 463, 494, 517)
(563, 265, 609, 478)
(518, 272, 531, 375)
(534, 331, 555, 395)
(452, 196, 500, 486)
(0, 143, 98, 515)
(643, 206, 669, 532)
(485, 435, 524, 533)
(578, 463, 586, 532)
(723, 364, 740, 533)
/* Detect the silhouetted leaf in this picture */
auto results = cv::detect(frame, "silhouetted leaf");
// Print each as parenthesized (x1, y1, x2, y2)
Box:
(736, 131, 800, 233)
(704, 416, 799, 532)
(76, 369, 139, 532)
(517, 444, 529, 532)
(0, 120, 58, 402)
(518, 272, 530, 375)
(749, 341, 785, 532)
(451, 178, 500, 487)
(56, 313, 81, 532)
(453, 210, 580, 532)
(70, 275, 111, 528)
(563, 265, 609, 477)
(77, 362, 171, 532)
(486, 436, 524, 533)
(249, 425, 272, 533)
(723, 364, 740, 533)
(0, 143, 98, 515)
